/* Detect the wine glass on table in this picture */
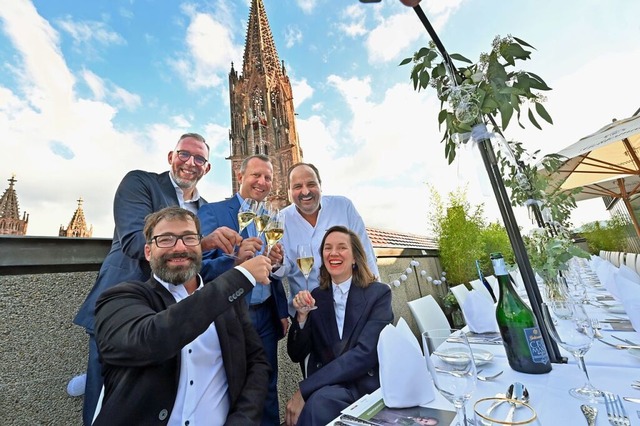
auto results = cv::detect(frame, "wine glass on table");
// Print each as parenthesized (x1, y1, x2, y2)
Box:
(422, 328, 477, 426)
(296, 244, 317, 311)
(542, 300, 603, 402)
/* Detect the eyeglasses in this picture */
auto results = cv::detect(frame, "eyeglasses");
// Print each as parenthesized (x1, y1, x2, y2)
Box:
(149, 233, 202, 248)
(176, 150, 208, 167)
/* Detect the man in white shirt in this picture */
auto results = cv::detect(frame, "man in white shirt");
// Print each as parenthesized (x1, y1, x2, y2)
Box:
(93, 207, 272, 425)
(280, 162, 379, 315)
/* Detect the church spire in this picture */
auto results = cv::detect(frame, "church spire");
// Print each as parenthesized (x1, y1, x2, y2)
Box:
(59, 197, 93, 238)
(227, 0, 303, 207)
(0, 174, 29, 235)
(242, 0, 282, 81)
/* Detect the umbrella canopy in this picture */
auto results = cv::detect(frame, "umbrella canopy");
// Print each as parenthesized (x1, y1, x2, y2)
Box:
(550, 113, 640, 235)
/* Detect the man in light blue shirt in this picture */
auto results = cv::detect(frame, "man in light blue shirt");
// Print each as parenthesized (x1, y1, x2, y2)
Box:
(280, 162, 379, 316)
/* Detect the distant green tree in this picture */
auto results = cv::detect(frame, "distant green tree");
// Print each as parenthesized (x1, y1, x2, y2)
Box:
(428, 185, 485, 286)
(479, 222, 514, 274)
(580, 215, 630, 254)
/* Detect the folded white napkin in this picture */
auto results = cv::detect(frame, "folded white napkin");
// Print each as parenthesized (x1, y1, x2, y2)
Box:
(461, 290, 499, 333)
(596, 260, 619, 299)
(615, 275, 640, 332)
(377, 318, 435, 408)
(618, 264, 640, 284)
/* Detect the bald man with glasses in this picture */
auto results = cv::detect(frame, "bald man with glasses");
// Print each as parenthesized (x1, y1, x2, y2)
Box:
(73, 133, 242, 425)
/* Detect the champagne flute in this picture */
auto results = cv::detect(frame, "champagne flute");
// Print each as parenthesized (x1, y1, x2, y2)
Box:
(541, 301, 603, 402)
(237, 198, 258, 233)
(296, 244, 317, 311)
(263, 209, 284, 258)
(254, 202, 272, 238)
(223, 198, 258, 259)
(422, 329, 477, 426)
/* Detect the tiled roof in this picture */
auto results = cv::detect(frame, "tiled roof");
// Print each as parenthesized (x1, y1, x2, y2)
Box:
(366, 227, 438, 250)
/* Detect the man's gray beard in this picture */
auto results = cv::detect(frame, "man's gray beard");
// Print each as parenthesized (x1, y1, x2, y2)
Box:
(151, 253, 202, 285)
(170, 171, 197, 190)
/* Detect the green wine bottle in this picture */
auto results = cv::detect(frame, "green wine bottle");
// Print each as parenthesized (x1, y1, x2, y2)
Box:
(491, 252, 552, 374)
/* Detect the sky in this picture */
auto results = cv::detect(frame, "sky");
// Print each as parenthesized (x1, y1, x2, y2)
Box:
(1, 0, 640, 238)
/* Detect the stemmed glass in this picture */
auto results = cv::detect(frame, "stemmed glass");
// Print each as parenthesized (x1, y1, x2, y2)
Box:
(263, 209, 284, 258)
(296, 244, 317, 311)
(422, 328, 477, 426)
(254, 202, 273, 238)
(224, 198, 258, 259)
(541, 301, 603, 402)
(237, 198, 258, 233)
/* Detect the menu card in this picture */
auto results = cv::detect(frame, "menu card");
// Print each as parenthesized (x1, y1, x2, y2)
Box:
(339, 389, 456, 426)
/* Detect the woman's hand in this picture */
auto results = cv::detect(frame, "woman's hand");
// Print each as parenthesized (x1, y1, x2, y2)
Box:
(285, 389, 305, 426)
(293, 290, 315, 321)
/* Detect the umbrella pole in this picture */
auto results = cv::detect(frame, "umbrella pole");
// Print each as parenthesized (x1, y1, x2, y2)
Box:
(618, 178, 640, 238)
(411, 5, 565, 364)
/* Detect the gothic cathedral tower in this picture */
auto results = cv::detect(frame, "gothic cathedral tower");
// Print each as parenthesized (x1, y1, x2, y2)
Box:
(228, 0, 303, 207)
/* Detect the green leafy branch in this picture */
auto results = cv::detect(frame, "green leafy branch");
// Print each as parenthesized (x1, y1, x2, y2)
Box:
(400, 35, 553, 164)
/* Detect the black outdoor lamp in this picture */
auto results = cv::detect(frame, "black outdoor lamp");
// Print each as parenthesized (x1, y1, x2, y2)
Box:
(359, 0, 565, 364)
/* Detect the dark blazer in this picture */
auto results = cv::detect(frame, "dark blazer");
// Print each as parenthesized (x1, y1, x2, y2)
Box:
(74, 170, 207, 333)
(198, 196, 289, 337)
(287, 281, 393, 400)
(93, 268, 270, 425)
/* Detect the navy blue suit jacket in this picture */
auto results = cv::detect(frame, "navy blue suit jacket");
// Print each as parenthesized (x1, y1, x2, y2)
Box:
(287, 281, 393, 400)
(74, 170, 207, 333)
(197, 196, 289, 338)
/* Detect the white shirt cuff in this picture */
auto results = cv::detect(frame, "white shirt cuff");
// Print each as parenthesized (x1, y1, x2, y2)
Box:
(234, 266, 257, 286)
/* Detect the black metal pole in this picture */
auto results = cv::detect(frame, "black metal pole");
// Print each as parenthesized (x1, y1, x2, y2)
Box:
(411, 5, 565, 363)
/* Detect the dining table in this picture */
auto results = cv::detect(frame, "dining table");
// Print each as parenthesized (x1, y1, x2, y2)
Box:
(330, 265, 640, 425)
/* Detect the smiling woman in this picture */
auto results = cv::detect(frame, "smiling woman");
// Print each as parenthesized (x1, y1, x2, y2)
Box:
(284, 225, 393, 426)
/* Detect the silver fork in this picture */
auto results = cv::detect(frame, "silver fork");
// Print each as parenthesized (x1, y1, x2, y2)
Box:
(604, 392, 630, 426)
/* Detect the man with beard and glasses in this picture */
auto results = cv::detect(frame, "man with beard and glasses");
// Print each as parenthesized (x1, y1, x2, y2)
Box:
(92, 207, 272, 425)
(278, 162, 379, 317)
(73, 133, 242, 425)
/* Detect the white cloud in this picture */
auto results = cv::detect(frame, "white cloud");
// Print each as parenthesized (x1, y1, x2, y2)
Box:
(338, 5, 367, 38)
(112, 86, 141, 110)
(170, 7, 242, 90)
(56, 15, 125, 51)
(291, 77, 314, 108)
(284, 25, 303, 48)
(81, 69, 106, 100)
(295, 0, 317, 14)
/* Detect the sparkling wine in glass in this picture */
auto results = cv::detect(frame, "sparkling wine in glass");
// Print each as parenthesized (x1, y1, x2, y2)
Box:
(542, 301, 603, 402)
(296, 244, 317, 311)
(422, 329, 477, 426)
(237, 198, 258, 233)
(254, 202, 272, 237)
(263, 209, 284, 256)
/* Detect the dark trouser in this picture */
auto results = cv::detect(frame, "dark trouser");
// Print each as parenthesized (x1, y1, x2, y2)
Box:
(248, 298, 280, 426)
(83, 333, 102, 426)
(298, 385, 357, 425)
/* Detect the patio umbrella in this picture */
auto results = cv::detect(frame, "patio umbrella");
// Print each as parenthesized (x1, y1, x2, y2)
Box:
(550, 112, 640, 236)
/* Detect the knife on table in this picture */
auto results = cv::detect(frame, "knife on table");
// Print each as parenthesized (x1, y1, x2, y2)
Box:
(623, 397, 640, 404)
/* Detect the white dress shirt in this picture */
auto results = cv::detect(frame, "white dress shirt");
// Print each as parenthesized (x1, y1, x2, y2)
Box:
(333, 278, 352, 339)
(280, 195, 379, 316)
(157, 274, 229, 426)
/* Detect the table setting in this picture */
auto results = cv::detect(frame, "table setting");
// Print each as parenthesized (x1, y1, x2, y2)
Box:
(330, 254, 640, 426)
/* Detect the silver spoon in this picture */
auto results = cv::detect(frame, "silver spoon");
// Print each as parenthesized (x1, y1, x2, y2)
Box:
(580, 404, 597, 426)
(505, 382, 529, 423)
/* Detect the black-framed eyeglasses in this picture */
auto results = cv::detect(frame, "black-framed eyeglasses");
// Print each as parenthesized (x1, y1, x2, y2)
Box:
(149, 233, 202, 248)
(176, 150, 208, 167)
